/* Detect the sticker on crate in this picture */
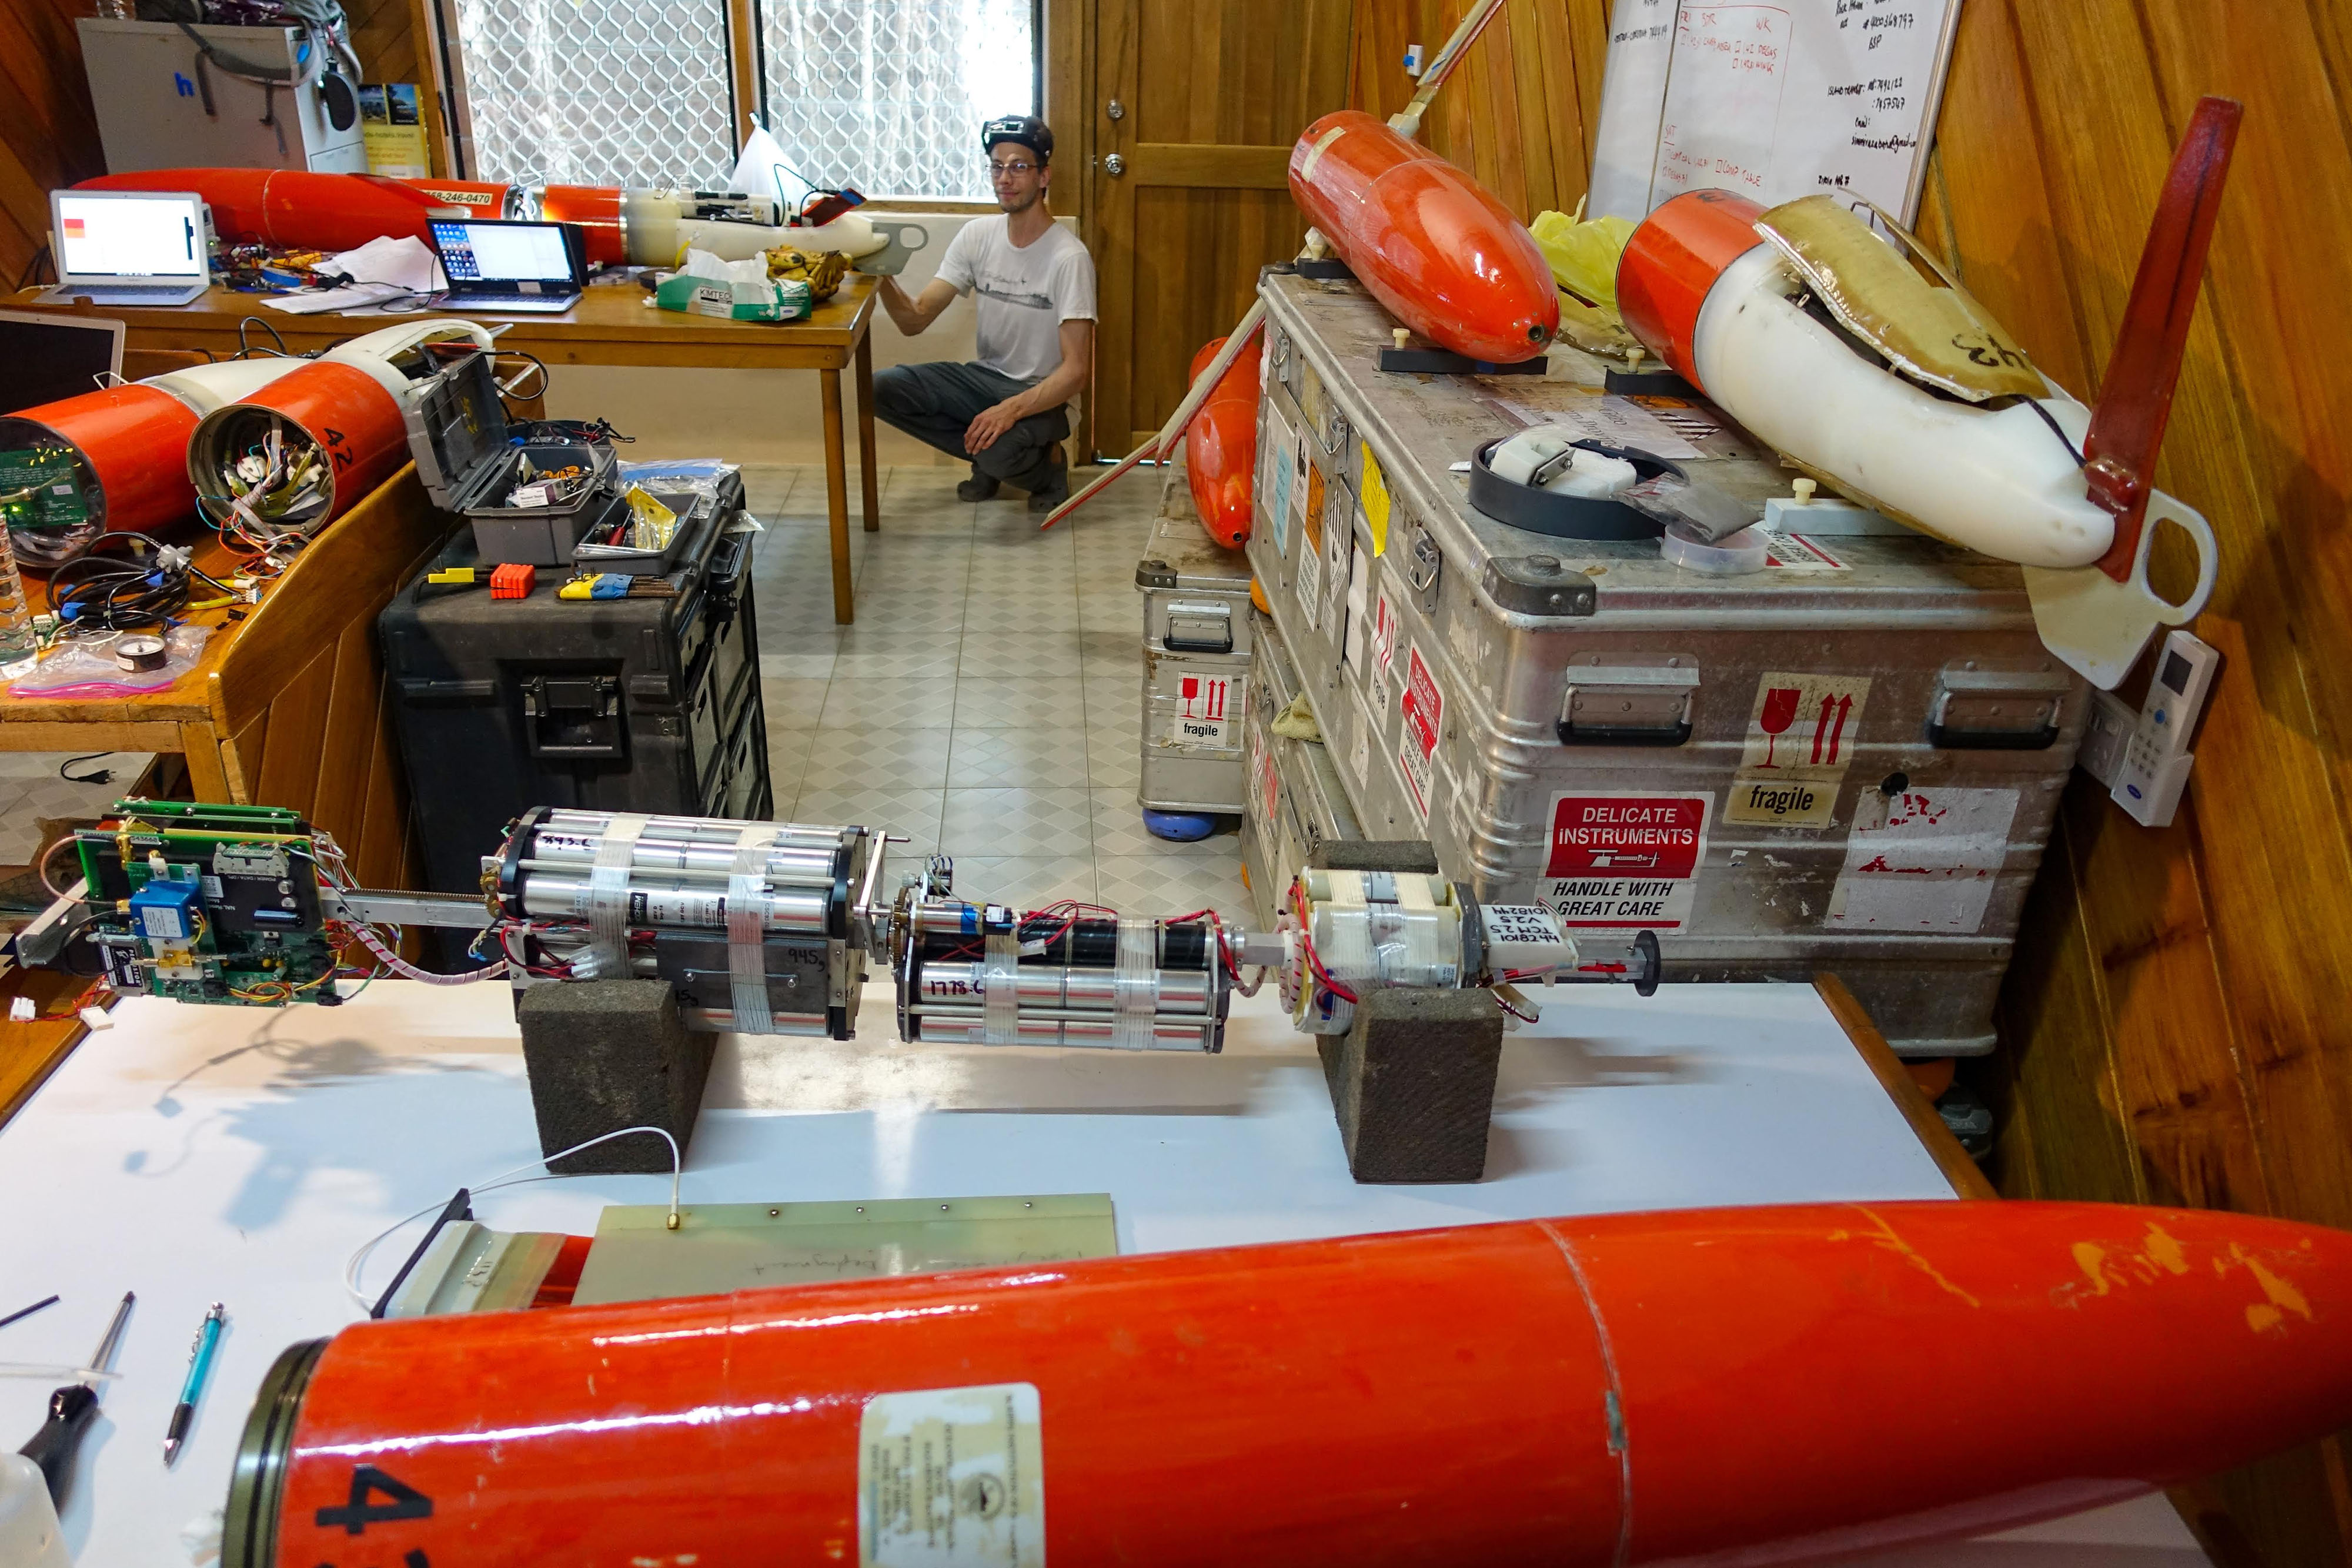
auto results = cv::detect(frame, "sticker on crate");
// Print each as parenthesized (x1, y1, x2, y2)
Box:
(1267, 404, 1297, 559)
(1343, 541, 1371, 670)
(1367, 587, 1399, 714)
(1725, 671, 1873, 828)
(1542, 791, 1711, 929)
(1827, 786, 2019, 933)
(1396, 644, 1445, 826)
(1324, 501, 1352, 651)
(1296, 494, 1324, 631)
(1248, 730, 1279, 840)
(1167, 668, 1243, 748)
(1358, 443, 1392, 554)
(1758, 529, 1851, 573)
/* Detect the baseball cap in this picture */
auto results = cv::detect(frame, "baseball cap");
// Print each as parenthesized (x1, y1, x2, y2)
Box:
(982, 116, 1054, 164)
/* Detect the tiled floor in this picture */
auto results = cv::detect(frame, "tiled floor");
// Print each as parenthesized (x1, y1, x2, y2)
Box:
(746, 463, 1251, 922)
(0, 751, 151, 865)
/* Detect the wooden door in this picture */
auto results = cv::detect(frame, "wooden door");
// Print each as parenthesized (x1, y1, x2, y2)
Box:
(1084, 0, 1353, 456)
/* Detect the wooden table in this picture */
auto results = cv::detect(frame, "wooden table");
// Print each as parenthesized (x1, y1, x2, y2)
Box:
(5, 275, 884, 622)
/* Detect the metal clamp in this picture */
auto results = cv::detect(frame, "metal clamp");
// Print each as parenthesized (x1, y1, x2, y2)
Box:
(1407, 526, 1443, 613)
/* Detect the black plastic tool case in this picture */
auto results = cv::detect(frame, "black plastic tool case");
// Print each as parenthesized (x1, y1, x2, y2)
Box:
(403, 349, 624, 566)
(378, 469, 770, 901)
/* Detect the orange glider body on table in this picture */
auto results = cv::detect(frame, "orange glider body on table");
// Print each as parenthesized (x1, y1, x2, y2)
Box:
(240, 1199, 2352, 1566)
(1286, 109, 1558, 365)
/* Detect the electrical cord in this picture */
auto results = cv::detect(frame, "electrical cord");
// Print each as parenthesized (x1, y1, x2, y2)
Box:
(13, 245, 54, 293)
(236, 316, 292, 359)
(58, 753, 115, 785)
(42, 531, 240, 633)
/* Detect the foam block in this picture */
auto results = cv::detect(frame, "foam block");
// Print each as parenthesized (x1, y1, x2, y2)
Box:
(516, 979, 712, 1174)
(1317, 985, 1502, 1184)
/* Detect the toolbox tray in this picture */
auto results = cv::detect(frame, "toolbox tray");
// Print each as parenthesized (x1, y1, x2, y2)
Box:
(403, 349, 623, 566)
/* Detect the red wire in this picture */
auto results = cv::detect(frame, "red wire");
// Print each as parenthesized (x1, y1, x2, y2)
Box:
(1288, 881, 1358, 1005)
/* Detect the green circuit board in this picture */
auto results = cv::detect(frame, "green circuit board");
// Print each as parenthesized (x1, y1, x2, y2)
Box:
(72, 800, 336, 1005)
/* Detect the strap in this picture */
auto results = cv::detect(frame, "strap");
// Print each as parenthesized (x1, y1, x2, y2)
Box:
(586, 813, 649, 972)
(982, 930, 1021, 1045)
(727, 824, 781, 1034)
(1111, 918, 1157, 1050)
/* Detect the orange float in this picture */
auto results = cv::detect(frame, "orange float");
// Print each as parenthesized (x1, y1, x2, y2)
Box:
(1182, 328, 1262, 547)
(225, 1200, 2352, 1566)
(1287, 109, 1558, 365)
(536, 184, 630, 268)
(76, 168, 519, 255)
(1612, 187, 1768, 388)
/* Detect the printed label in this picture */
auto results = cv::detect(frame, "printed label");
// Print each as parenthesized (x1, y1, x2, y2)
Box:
(1481, 902, 1564, 945)
(1725, 671, 1872, 828)
(1295, 513, 1324, 630)
(1265, 406, 1295, 559)
(1367, 588, 1399, 714)
(1759, 529, 1850, 572)
(1359, 444, 1392, 555)
(1542, 791, 1710, 929)
(1396, 645, 1444, 825)
(1828, 786, 2019, 933)
(1165, 668, 1242, 749)
(861, 1383, 1045, 1567)
(1248, 729, 1279, 839)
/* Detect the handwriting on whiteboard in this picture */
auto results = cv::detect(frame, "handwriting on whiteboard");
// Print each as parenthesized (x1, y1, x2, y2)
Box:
(1655, 6, 1792, 202)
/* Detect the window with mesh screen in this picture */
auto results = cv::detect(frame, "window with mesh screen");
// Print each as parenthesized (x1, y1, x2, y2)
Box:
(449, 0, 1038, 199)
(452, 0, 738, 188)
(760, 0, 1037, 202)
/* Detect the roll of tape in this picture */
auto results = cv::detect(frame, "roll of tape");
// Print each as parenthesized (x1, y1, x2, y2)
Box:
(113, 635, 169, 672)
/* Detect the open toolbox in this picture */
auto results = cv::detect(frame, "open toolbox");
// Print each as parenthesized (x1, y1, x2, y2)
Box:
(404, 348, 624, 566)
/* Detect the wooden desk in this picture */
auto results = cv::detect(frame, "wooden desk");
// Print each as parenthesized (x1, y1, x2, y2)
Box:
(0, 463, 443, 887)
(6, 276, 884, 622)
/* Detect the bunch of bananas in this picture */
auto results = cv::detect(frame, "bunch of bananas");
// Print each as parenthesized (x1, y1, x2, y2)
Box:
(765, 246, 850, 302)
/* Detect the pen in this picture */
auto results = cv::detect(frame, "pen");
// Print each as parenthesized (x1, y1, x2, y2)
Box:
(162, 1302, 225, 1466)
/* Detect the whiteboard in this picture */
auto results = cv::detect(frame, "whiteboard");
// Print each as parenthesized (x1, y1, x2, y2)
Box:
(1588, 0, 1965, 225)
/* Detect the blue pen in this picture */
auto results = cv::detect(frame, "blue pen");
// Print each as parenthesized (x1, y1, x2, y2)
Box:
(162, 1302, 225, 1466)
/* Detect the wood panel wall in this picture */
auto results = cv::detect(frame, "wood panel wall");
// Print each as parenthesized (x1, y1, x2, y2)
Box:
(0, 0, 103, 288)
(1347, 0, 1611, 222)
(1920, 3, 2352, 1560)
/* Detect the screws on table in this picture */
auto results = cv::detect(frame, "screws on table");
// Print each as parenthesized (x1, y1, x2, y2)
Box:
(15, 1290, 132, 1506)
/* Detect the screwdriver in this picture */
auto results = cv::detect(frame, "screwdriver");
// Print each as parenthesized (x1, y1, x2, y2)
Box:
(16, 1292, 133, 1507)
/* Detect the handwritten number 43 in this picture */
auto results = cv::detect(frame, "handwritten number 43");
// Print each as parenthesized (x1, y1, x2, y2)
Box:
(312, 1463, 433, 1568)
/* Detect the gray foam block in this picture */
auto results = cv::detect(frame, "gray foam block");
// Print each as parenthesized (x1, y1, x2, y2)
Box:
(516, 979, 713, 1175)
(1308, 840, 1441, 875)
(1317, 985, 1502, 1184)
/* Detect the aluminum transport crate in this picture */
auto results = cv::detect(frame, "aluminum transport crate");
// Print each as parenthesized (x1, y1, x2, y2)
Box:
(1239, 609, 1362, 932)
(1136, 481, 1256, 815)
(1245, 268, 2087, 1056)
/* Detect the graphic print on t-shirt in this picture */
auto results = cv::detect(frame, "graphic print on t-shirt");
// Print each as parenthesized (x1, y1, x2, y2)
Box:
(972, 280, 1054, 311)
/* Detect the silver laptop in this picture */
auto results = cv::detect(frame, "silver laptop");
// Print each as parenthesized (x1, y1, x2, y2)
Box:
(40, 189, 210, 306)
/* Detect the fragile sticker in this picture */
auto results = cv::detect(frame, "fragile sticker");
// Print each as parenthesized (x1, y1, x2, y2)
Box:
(1725, 671, 1872, 828)
(1165, 667, 1242, 749)
(860, 1382, 1045, 1567)
(1542, 791, 1710, 929)
(1396, 644, 1444, 826)
(1828, 786, 2019, 933)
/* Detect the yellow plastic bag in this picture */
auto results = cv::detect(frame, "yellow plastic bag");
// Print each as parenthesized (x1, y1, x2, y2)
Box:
(1529, 209, 1635, 307)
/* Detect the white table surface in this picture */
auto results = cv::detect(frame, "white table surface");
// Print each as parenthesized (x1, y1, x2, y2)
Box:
(0, 978, 2205, 1566)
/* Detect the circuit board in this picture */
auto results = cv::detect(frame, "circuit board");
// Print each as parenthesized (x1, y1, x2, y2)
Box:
(70, 800, 335, 1005)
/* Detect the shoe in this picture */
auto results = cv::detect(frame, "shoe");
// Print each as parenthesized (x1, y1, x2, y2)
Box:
(1025, 444, 1070, 513)
(956, 471, 1000, 502)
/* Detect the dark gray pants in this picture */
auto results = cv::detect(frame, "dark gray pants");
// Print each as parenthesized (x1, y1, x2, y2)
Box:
(871, 360, 1068, 491)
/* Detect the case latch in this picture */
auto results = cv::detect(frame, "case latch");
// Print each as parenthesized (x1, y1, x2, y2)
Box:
(1558, 657, 1699, 747)
(1406, 524, 1442, 614)
(1164, 600, 1233, 654)
(1927, 663, 2071, 750)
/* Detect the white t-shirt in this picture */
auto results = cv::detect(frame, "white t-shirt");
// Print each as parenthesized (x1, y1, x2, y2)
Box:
(936, 215, 1097, 385)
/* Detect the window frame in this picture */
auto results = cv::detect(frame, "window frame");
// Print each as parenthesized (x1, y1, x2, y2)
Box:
(418, 0, 1047, 203)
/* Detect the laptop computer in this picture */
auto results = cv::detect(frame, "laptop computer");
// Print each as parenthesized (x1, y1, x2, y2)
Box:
(427, 219, 587, 314)
(40, 190, 210, 306)
(0, 309, 125, 409)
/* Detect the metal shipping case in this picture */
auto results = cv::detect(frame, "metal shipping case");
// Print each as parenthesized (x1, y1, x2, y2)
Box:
(1246, 269, 2086, 1055)
(1135, 482, 1257, 814)
(1239, 609, 1362, 932)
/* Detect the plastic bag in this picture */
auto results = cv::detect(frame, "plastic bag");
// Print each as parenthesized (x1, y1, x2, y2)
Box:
(1529, 210, 1635, 307)
(10, 624, 210, 698)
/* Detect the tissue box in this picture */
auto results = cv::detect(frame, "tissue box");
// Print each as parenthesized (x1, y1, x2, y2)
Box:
(655, 274, 813, 322)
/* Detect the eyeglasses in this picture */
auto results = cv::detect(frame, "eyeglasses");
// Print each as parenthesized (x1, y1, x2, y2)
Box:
(988, 160, 1038, 179)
